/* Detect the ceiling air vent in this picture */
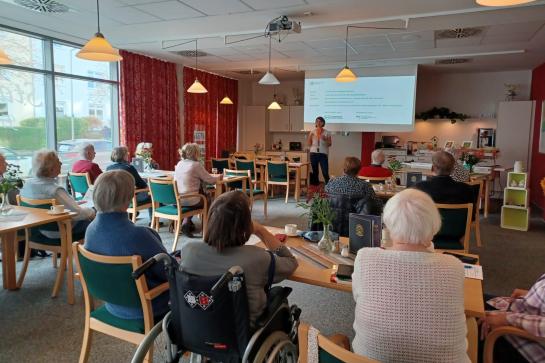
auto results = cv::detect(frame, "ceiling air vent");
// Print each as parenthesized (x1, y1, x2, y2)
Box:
(435, 58, 472, 65)
(14, 0, 69, 13)
(172, 50, 208, 57)
(435, 27, 483, 39)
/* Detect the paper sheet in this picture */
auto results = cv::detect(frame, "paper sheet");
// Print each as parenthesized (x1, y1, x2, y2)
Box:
(464, 264, 483, 280)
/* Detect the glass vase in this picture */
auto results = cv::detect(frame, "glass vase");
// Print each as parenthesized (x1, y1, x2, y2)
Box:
(0, 192, 13, 216)
(318, 224, 334, 253)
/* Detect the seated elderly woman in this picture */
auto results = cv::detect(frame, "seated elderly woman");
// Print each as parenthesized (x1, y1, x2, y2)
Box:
(20, 150, 95, 239)
(180, 191, 298, 328)
(174, 143, 220, 238)
(324, 157, 382, 236)
(358, 149, 393, 178)
(85, 170, 169, 320)
(352, 188, 469, 363)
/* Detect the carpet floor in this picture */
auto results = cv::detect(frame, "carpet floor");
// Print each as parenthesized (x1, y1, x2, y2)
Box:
(1, 198, 544, 362)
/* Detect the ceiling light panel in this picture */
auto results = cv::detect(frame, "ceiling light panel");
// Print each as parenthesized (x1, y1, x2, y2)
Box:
(111, 6, 161, 24)
(387, 30, 434, 43)
(241, 0, 305, 11)
(180, 0, 253, 16)
(135, 1, 205, 20)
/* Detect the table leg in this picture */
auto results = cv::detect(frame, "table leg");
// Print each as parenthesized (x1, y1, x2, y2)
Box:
(259, 165, 266, 191)
(1, 231, 18, 290)
(295, 167, 301, 202)
(484, 177, 490, 218)
(215, 181, 222, 199)
(62, 219, 75, 305)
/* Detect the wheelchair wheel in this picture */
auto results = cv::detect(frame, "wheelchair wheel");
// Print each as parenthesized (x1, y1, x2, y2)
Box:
(131, 312, 179, 363)
(252, 331, 298, 363)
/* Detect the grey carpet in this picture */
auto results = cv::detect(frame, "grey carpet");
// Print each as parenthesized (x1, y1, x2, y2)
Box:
(1, 198, 544, 362)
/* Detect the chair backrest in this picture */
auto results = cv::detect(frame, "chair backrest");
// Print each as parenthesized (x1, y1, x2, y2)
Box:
(223, 169, 251, 191)
(149, 178, 179, 206)
(16, 195, 59, 233)
(357, 175, 390, 184)
(169, 268, 250, 362)
(73, 243, 154, 331)
(465, 180, 483, 222)
(298, 323, 378, 363)
(266, 161, 288, 183)
(433, 203, 473, 251)
(235, 159, 256, 180)
(211, 158, 230, 174)
(68, 172, 92, 197)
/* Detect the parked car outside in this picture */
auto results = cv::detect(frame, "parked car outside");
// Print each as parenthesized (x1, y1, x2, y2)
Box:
(57, 139, 113, 174)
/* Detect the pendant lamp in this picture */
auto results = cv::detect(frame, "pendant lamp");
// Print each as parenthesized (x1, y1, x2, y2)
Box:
(268, 93, 282, 110)
(0, 49, 12, 64)
(259, 36, 280, 85)
(187, 39, 208, 93)
(220, 96, 234, 105)
(336, 27, 356, 82)
(476, 0, 535, 5)
(77, 0, 122, 62)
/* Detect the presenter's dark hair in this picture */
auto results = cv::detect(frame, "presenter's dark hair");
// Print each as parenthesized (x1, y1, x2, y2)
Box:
(315, 116, 326, 125)
(204, 191, 253, 252)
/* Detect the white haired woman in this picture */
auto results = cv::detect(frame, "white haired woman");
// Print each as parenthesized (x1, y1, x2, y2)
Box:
(352, 188, 469, 363)
(20, 149, 95, 240)
(358, 149, 393, 178)
(174, 143, 220, 238)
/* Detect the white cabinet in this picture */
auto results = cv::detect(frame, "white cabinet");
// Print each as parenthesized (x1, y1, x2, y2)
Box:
(496, 101, 535, 170)
(269, 106, 304, 132)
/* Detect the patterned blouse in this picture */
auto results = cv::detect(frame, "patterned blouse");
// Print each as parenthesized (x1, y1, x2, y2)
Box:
(324, 174, 383, 209)
(451, 162, 470, 182)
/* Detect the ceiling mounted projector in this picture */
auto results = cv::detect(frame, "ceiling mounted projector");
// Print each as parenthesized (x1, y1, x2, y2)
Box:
(268, 16, 302, 34)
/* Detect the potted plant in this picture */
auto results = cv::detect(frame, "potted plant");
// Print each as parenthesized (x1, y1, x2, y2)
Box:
(298, 194, 336, 252)
(1, 164, 23, 215)
(460, 152, 480, 173)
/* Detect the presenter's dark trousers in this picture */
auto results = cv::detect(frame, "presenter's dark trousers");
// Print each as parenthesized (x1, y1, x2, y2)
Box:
(310, 152, 329, 186)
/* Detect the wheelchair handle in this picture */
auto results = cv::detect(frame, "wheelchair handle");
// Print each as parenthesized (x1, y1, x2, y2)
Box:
(132, 253, 171, 280)
(211, 266, 243, 296)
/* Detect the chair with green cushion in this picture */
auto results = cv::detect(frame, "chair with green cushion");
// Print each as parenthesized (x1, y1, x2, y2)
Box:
(211, 158, 230, 174)
(148, 178, 207, 252)
(266, 161, 296, 203)
(68, 172, 92, 201)
(235, 159, 258, 182)
(127, 187, 153, 223)
(433, 203, 473, 253)
(73, 242, 168, 363)
(224, 168, 267, 217)
(16, 195, 81, 304)
(298, 323, 378, 363)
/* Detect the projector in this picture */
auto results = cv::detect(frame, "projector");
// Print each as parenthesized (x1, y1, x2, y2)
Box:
(268, 16, 302, 34)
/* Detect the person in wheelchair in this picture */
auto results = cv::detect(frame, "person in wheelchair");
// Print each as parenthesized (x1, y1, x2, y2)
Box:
(180, 190, 298, 328)
(85, 170, 171, 320)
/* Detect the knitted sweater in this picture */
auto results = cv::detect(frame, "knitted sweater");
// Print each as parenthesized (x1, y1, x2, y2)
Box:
(352, 248, 469, 363)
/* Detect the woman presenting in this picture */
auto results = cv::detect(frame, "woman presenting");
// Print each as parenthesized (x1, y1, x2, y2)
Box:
(307, 116, 332, 185)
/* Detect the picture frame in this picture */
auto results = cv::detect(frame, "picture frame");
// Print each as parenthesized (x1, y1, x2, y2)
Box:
(462, 140, 473, 149)
(444, 140, 454, 149)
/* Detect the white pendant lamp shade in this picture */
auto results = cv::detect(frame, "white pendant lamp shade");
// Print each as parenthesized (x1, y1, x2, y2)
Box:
(78, 0, 121, 62)
(220, 96, 234, 105)
(268, 101, 282, 110)
(77, 33, 122, 62)
(259, 71, 280, 85)
(476, 0, 535, 5)
(0, 49, 12, 64)
(336, 66, 357, 82)
(187, 79, 208, 93)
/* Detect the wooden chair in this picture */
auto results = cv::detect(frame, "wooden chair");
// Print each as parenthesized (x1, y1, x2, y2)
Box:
(434, 203, 473, 253)
(16, 195, 80, 304)
(210, 158, 230, 174)
(466, 180, 483, 247)
(235, 159, 259, 183)
(298, 323, 378, 363)
(483, 326, 545, 363)
(224, 168, 268, 217)
(73, 243, 169, 363)
(466, 317, 479, 363)
(266, 161, 296, 203)
(68, 172, 92, 201)
(148, 178, 207, 252)
(127, 188, 153, 223)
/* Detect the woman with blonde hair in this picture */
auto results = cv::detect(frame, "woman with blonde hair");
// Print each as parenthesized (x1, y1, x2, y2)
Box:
(174, 143, 219, 237)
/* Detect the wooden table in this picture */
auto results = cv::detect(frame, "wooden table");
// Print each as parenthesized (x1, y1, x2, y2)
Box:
(140, 170, 174, 179)
(254, 161, 310, 202)
(254, 227, 484, 318)
(0, 206, 73, 291)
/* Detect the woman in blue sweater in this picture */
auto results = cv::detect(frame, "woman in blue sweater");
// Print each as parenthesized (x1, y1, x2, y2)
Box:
(85, 170, 169, 320)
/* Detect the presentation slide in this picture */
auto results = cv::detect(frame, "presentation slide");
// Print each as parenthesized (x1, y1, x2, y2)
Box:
(304, 75, 417, 132)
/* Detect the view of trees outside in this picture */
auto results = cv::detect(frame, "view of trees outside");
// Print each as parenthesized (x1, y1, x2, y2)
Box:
(0, 28, 118, 175)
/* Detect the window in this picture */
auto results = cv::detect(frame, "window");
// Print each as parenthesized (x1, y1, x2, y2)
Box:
(0, 27, 119, 176)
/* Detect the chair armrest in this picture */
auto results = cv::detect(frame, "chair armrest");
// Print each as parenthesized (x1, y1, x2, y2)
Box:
(134, 188, 149, 194)
(177, 193, 206, 203)
(144, 282, 169, 300)
(484, 326, 545, 363)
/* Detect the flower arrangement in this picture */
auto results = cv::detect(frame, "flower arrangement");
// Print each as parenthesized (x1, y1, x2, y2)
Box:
(253, 143, 263, 155)
(460, 152, 480, 173)
(1, 164, 23, 214)
(136, 148, 153, 165)
(387, 157, 403, 172)
(297, 194, 336, 251)
(416, 107, 470, 124)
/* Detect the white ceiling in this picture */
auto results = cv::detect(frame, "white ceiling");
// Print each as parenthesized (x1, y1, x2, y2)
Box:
(1, 0, 545, 79)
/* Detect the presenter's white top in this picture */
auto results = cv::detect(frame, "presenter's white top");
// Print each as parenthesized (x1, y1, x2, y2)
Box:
(309, 128, 330, 155)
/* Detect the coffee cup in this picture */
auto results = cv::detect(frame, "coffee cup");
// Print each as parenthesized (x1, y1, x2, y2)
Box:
(284, 224, 298, 236)
(211, 168, 218, 175)
(50, 205, 65, 214)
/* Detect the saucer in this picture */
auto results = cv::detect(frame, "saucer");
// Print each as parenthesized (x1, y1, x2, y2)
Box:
(285, 232, 299, 237)
(47, 209, 70, 215)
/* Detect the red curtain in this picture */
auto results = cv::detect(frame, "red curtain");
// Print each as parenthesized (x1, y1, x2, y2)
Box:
(119, 50, 180, 169)
(183, 67, 238, 159)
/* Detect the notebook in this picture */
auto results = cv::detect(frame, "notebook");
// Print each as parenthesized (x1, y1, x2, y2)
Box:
(349, 214, 382, 254)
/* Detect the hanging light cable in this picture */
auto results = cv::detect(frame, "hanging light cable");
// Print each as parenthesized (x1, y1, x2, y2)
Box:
(336, 26, 357, 82)
(259, 35, 280, 85)
(187, 39, 208, 93)
(77, 0, 122, 62)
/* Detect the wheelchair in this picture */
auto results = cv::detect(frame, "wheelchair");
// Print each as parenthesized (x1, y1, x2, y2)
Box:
(130, 253, 301, 363)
